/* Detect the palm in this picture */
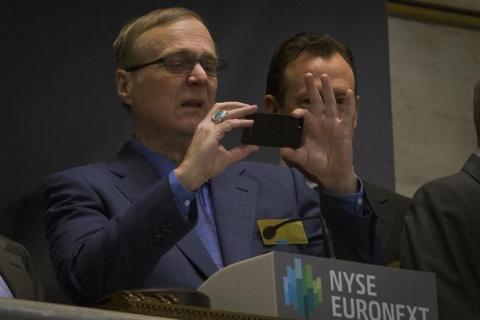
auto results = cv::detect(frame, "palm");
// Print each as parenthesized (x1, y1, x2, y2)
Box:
(281, 73, 357, 193)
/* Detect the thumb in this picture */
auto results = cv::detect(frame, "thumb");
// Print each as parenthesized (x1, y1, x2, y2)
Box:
(228, 144, 259, 164)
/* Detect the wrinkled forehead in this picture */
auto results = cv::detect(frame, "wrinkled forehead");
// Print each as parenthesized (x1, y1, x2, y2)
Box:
(283, 52, 355, 95)
(133, 18, 217, 61)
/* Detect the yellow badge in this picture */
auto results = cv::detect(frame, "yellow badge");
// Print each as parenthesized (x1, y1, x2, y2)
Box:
(257, 219, 308, 245)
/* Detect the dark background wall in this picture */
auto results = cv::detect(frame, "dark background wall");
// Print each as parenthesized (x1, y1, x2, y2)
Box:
(0, 0, 392, 302)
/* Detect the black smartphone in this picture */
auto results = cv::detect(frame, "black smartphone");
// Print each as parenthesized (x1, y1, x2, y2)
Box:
(241, 113, 303, 148)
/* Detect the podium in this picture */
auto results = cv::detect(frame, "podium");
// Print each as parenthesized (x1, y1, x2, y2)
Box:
(199, 251, 438, 320)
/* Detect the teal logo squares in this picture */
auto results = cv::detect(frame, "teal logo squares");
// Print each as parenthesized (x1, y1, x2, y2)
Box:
(283, 258, 322, 319)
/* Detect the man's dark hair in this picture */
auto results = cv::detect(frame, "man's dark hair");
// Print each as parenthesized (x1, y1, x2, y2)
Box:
(266, 32, 357, 103)
(474, 75, 480, 146)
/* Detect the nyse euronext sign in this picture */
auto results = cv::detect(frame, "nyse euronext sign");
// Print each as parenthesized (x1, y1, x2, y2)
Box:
(281, 257, 434, 320)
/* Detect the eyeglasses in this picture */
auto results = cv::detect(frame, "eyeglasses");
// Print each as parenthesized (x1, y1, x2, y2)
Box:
(124, 54, 228, 77)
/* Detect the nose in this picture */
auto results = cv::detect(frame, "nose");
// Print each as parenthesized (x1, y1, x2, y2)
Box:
(187, 62, 209, 86)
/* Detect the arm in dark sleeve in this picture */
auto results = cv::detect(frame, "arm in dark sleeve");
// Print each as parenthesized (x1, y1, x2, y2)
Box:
(43, 171, 197, 305)
(316, 186, 385, 265)
(289, 169, 384, 264)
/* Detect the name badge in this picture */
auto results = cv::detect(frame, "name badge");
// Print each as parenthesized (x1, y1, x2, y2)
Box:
(257, 219, 308, 245)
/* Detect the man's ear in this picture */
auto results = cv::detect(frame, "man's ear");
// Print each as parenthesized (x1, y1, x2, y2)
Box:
(265, 94, 281, 114)
(353, 94, 360, 128)
(116, 69, 134, 107)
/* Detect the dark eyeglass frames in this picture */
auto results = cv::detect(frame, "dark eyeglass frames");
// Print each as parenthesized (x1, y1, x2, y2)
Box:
(124, 54, 228, 77)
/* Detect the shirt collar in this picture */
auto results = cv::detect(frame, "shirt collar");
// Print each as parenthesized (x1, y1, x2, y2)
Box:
(130, 137, 175, 177)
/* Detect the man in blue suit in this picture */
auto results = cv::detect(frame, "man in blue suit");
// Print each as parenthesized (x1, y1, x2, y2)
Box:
(43, 7, 383, 305)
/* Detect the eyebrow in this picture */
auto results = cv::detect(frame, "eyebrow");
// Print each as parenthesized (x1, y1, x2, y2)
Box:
(294, 88, 349, 102)
(162, 49, 218, 59)
(299, 86, 351, 95)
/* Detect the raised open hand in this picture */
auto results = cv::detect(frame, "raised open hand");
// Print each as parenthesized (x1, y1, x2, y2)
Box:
(280, 73, 357, 194)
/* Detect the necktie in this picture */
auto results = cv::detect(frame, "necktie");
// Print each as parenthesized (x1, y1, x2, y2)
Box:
(195, 183, 224, 269)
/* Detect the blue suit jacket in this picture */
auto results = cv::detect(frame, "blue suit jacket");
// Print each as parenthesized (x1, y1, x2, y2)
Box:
(44, 141, 382, 305)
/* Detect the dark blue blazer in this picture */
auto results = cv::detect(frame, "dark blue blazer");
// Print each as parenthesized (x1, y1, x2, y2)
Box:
(44, 141, 382, 305)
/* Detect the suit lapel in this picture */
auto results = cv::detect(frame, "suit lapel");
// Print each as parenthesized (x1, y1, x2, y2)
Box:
(176, 226, 219, 278)
(109, 142, 218, 278)
(211, 165, 259, 266)
(463, 154, 480, 183)
(109, 142, 161, 204)
(0, 245, 35, 299)
(364, 182, 395, 255)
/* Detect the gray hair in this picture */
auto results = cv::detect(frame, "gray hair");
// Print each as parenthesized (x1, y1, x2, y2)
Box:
(113, 7, 203, 69)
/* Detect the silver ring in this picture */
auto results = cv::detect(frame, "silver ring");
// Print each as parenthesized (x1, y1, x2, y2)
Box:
(211, 110, 228, 124)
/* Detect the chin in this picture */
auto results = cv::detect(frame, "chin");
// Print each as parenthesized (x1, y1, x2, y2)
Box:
(180, 120, 202, 136)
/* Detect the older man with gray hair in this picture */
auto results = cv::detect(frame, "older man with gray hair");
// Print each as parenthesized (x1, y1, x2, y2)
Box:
(43, 7, 383, 305)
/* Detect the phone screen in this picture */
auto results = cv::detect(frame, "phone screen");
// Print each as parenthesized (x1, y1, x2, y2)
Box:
(241, 113, 303, 148)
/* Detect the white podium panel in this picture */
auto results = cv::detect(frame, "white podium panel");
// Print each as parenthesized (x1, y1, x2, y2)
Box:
(199, 251, 437, 320)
